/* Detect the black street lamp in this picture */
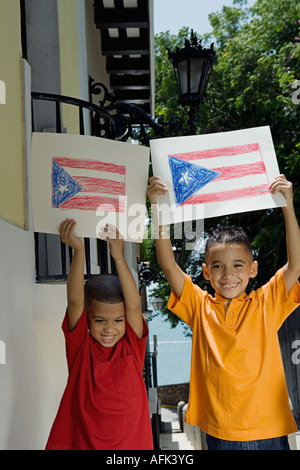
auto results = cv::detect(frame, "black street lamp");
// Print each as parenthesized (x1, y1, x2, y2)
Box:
(151, 297, 164, 311)
(168, 30, 217, 108)
(168, 30, 217, 134)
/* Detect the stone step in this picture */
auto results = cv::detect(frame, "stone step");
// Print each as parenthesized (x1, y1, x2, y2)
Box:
(160, 420, 194, 450)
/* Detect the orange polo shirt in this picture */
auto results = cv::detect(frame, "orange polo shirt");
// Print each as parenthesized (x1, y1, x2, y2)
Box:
(168, 267, 300, 441)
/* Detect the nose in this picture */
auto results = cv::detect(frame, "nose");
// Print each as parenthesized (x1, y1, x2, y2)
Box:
(222, 266, 233, 278)
(103, 322, 114, 333)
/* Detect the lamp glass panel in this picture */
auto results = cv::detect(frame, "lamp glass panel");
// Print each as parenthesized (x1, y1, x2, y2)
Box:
(190, 57, 204, 93)
(200, 60, 210, 94)
(177, 60, 188, 95)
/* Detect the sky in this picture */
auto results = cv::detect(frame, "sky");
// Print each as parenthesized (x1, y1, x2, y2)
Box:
(153, 0, 256, 36)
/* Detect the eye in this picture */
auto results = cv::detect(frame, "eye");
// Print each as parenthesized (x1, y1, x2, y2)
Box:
(234, 264, 243, 268)
(212, 264, 222, 270)
(115, 318, 125, 323)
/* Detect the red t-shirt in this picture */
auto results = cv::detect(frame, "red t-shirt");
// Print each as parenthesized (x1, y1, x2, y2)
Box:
(45, 309, 153, 450)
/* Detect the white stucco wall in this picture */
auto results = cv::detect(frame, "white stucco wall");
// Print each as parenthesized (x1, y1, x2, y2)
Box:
(0, 218, 69, 449)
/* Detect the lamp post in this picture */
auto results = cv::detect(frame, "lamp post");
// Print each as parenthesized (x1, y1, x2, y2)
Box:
(151, 297, 164, 311)
(168, 30, 217, 134)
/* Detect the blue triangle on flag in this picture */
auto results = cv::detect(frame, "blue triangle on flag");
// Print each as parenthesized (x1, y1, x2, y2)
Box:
(52, 159, 82, 207)
(168, 155, 221, 206)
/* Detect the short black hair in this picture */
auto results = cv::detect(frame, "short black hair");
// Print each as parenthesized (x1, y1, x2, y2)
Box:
(205, 225, 253, 262)
(84, 274, 124, 311)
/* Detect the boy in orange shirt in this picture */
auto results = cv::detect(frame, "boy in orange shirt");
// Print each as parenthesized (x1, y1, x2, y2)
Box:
(147, 174, 300, 450)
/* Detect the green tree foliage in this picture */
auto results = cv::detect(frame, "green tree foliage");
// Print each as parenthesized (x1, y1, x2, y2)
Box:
(141, 0, 300, 331)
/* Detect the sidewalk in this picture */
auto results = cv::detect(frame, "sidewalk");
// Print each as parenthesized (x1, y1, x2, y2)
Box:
(159, 407, 194, 450)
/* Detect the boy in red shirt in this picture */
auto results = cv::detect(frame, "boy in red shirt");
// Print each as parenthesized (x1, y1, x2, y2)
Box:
(147, 174, 300, 450)
(45, 220, 153, 450)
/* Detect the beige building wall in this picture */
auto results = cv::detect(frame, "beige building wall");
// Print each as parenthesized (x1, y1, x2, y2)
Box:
(0, 0, 25, 229)
(56, 0, 111, 135)
(57, 0, 81, 134)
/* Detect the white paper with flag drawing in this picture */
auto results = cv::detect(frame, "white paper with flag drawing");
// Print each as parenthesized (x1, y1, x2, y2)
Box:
(150, 126, 286, 224)
(31, 133, 150, 241)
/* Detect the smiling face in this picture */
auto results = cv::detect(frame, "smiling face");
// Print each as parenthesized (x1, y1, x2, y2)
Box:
(202, 243, 258, 299)
(87, 299, 126, 348)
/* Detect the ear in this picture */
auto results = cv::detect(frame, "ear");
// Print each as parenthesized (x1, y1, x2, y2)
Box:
(202, 263, 210, 280)
(249, 260, 258, 278)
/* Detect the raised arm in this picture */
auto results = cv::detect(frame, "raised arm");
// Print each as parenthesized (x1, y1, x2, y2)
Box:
(270, 175, 300, 293)
(59, 219, 85, 330)
(98, 225, 144, 338)
(147, 176, 185, 298)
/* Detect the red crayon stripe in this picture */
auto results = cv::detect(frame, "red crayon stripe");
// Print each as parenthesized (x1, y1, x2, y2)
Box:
(212, 161, 266, 181)
(183, 184, 270, 205)
(171, 143, 260, 161)
(59, 195, 125, 212)
(53, 157, 126, 175)
(73, 176, 125, 196)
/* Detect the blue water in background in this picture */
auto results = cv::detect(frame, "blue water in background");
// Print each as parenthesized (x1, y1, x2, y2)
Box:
(148, 313, 192, 386)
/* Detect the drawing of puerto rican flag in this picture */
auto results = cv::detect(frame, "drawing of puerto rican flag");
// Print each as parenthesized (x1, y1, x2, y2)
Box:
(168, 143, 270, 206)
(51, 156, 126, 212)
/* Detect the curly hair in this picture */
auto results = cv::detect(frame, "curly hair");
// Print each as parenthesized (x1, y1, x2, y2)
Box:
(84, 273, 124, 310)
(205, 225, 253, 262)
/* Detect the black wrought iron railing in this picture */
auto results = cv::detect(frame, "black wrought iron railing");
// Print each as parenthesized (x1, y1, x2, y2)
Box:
(32, 90, 116, 138)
